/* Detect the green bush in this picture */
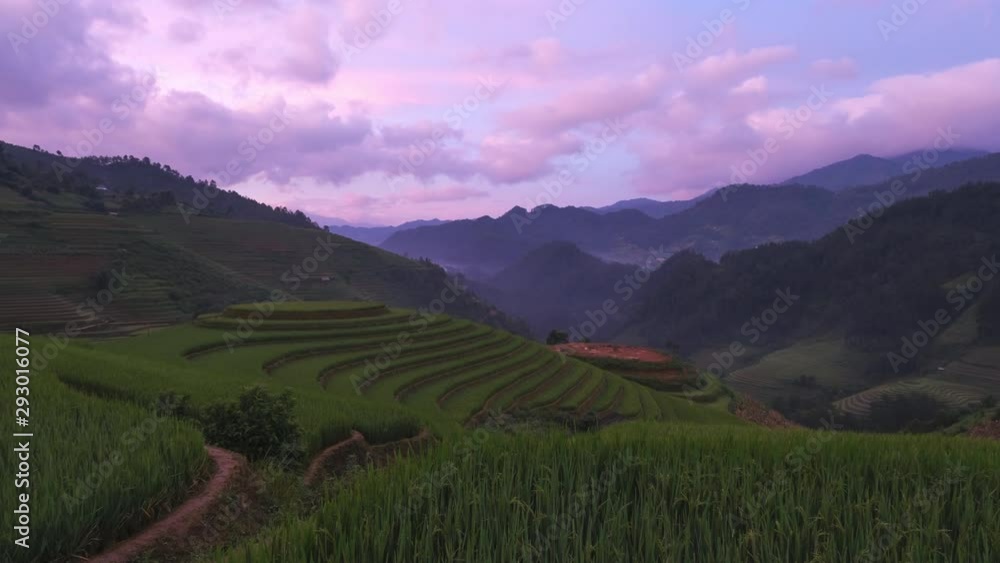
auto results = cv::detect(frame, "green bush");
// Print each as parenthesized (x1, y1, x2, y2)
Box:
(202, 386, 304, 463)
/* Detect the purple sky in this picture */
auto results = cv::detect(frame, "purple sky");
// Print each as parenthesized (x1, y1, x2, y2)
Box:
(2, 0, 998, 225)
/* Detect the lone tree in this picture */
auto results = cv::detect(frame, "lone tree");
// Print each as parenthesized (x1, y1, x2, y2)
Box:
(546, 329, 569, 345)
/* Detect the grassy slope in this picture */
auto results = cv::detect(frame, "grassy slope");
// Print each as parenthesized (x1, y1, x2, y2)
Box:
(214, 423, 1000, 563)
(0, 337, 208, 563)
(0, 209, 528, 335)
(86, 305, 731, 449)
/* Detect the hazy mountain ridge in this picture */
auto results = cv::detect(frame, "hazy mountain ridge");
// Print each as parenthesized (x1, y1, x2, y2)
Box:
(382, 152, 1000, 274)
(781, 149, 988, 191)
(326, 219, 449, 246)
(480, 241, 635, 337)
(583, 197, 697, 218)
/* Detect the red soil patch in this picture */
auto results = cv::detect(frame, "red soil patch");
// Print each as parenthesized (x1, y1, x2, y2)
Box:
(551, 343, 671, 363)
(88, 446, 247, 563)
(968, 419, 1000, 440)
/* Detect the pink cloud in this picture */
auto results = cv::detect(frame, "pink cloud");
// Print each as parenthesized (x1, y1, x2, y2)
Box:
(477, 132, 583, 183)
(166, 17, 204, 43)
(688, 45, 797, 86)
(810, 57, 859, 80)
(730, 75, 768, 95)
(498, 64, 667, 135)
(630, 58, 1000, 197)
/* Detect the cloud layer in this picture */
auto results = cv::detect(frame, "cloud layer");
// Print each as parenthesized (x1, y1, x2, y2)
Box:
(1, 0, 997, 224)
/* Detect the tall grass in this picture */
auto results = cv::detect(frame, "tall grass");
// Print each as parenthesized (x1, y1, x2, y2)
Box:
(216, 423, 1000, 562)
(0, 338, 207, 563)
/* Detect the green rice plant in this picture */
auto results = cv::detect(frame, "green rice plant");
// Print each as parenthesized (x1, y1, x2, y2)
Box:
(556, 370, 605, 411)
(214, 423, 1000, 563)
(636, 386, 662, 419)
(0, 338, 207, 563)
(194, 309, 413, 331)
(523, 365, 593, 408)
(220, 300, 388, 320)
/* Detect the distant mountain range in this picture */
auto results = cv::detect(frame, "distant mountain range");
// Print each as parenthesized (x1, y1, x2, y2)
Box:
(382, 152, 1000, 277)
(325, 219, 449, 246)
(381, 205, 658, 276)
(582, 197, 697, 218)
(780, 149, 988, 191)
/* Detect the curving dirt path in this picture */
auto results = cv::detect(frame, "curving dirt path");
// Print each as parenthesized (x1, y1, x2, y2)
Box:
(87, 428, 435, 562)
(303, 428, 435, 485)
(88, 446, 247, 563)
(303, 431, 368, 486)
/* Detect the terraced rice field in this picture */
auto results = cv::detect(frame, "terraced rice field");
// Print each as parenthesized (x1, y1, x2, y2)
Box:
(726, 339, 871, 404)
(937, 346, 1000, 396)
(834, 377, 986, 416)
(94, 301, 680, 438)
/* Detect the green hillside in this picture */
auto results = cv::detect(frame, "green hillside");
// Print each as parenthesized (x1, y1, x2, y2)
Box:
(0, 141, 316, 228)
(0, 208, 527, 336)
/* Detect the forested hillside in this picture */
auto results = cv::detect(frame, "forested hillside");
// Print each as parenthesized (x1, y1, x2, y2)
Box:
(620, 182, 1000, 380)
(0, 141, 316, 228)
